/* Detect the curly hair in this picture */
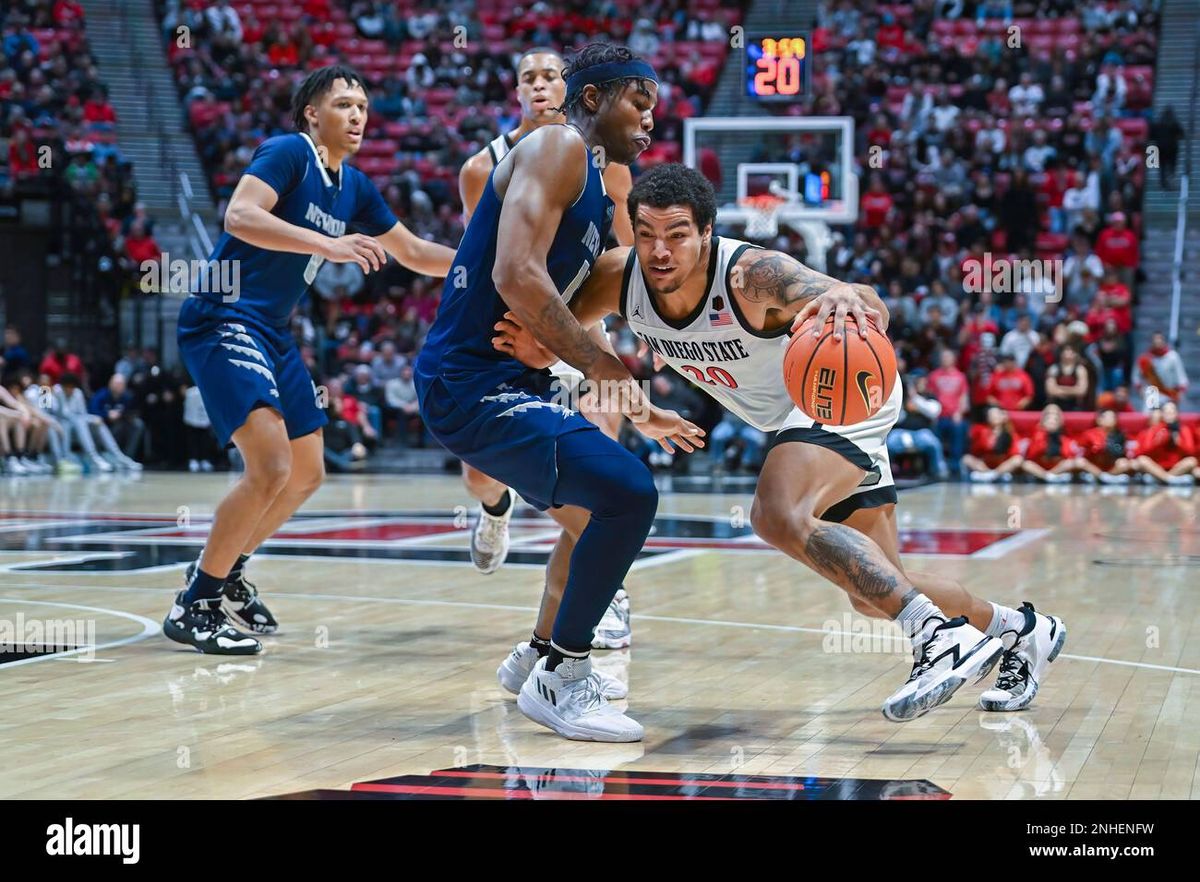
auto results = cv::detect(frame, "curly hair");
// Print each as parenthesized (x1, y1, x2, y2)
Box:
(627, 163, 718, 231)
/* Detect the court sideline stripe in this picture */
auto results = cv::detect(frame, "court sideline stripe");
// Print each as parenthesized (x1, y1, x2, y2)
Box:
(2, 583, 1197, 676)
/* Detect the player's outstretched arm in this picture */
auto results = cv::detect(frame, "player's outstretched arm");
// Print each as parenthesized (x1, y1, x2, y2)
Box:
(491, 247, 629, 370)
(376, 222, 455, 278)
(225, 175, 386, 273)
(731, 248, 889, 340)
(492, 126, 620, 380)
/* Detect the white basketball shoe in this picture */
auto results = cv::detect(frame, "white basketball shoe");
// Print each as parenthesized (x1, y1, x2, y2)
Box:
(979, 603, 1067, 712)
(470, 489, 514, 574)
(497, 642, 627, 699)
(882, 616, 1005, 722)
(517, 655, 643, 742)
(591, 588, 632, 649)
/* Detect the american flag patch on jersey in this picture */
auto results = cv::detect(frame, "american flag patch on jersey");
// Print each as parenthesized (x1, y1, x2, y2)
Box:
(710, 311, 733, 327)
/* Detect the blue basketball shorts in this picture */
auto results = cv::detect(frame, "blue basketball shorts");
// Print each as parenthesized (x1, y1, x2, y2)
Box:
(177, 297, 326, 448)
(417, 370, 617, 511)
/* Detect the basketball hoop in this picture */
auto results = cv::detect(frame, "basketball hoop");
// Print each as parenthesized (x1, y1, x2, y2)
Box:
(739, 194, 786, 240)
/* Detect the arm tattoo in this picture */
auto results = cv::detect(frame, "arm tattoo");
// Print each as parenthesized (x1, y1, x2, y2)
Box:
(803, 524, 903, 602)
(530, 294, 603, 373)
(739, 251, 831, 307)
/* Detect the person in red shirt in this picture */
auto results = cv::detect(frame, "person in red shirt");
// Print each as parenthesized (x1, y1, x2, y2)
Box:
(876, 13, 907, 52)
(53, 0, 85, 26)
(1086, 270, 1133, 337)
(1134, 402, 1197, 485)
(83, 90, 117, 126)
(1020, 404, 1079, 482)
(1072, 409, 1136, 483)
(39, 344, 87, 387)
(1095, 212, 1139, 267)
(241, 13, 266, 45)
(963, 406, 1024, 481)
(985, 352, 1034, 410)
(860, 174, 894, 229)
(7, 127, 41, 179)
(123, 220, 161, 266)
(1041, 166, 1072, 233)
(929, 348, 969, 471)
(1095, 211, 1139, 289)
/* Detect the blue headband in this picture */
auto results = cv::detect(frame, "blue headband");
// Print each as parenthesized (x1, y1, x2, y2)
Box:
(564, 60, 659, 106)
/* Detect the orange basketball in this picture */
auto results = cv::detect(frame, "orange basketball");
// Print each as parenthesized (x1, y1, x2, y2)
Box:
(783, 316, 897, 426)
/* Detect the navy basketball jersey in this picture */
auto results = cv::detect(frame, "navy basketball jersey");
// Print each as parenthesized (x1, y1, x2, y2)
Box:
(192, 133, 398, 328)
(417, 126, 614, 399)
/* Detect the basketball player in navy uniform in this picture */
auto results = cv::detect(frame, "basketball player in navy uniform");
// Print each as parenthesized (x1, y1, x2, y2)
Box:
(494, 164, 1066, 721)
(166, 66, 456, 654)
(458, 46, 636, 652)
(416, 44, 704, 742)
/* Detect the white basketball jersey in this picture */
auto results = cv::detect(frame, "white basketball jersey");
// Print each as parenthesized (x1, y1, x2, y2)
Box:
(620, 236, 796, 432)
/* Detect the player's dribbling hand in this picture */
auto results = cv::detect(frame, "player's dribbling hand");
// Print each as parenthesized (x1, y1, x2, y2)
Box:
(635, 405, 706, 454)
(492, 311, 557, 369)
(321, 234, 387, 273)
(793, 283, 883, 342)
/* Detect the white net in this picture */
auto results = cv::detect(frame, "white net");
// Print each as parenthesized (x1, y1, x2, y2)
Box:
(740, 196, 785, 240)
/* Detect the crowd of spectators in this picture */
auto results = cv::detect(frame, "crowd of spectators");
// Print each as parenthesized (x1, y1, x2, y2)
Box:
(1, 0, 162, 289)
(149, 0, 743, 469)
(6, 0, 1189, 480)
(603, 0, 1188, 480)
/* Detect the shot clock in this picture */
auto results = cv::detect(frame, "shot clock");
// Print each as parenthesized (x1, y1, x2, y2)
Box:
(744, 32, 810, 102)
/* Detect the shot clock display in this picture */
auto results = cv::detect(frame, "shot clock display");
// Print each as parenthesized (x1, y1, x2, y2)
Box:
(744, 33, 810, 102)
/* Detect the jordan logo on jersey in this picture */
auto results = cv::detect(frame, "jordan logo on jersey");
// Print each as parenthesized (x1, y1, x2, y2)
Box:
(582, 221, 601, 258)
(304, 202, 346, 237)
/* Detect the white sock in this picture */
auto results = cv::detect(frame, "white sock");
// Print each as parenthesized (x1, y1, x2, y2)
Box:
(896, 592, 945, 641)
(985, 601, 1028, 649)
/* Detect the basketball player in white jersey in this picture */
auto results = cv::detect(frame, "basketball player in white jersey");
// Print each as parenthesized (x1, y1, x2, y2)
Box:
(494, 164, 1065, 723)
(458, 47, 636, 651)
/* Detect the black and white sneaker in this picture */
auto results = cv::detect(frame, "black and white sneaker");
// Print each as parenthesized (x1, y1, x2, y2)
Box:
(163, 591, 262, 655)
(185, 560, 279, 634)
(979, 603, 1067, 712)
(882, 616, 1005, 722)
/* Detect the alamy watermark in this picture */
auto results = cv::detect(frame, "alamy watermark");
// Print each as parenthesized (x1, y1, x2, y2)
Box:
(140, 253, 241, 302)
(548, 377, 653, 422)
(962, 253, 1063, 303)
(822, 613, 912, 655)
(0, 614, 97, 662)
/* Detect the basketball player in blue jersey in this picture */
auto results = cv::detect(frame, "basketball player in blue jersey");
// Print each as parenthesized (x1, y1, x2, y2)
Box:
(166, 65, 456, 654)
(495, 164, 1066, 722)
(458, 46, 636, 653)
(416, 43, 704, 741)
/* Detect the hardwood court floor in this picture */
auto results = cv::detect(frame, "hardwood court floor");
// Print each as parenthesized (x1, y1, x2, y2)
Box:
(1, 472, 1198, 799)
